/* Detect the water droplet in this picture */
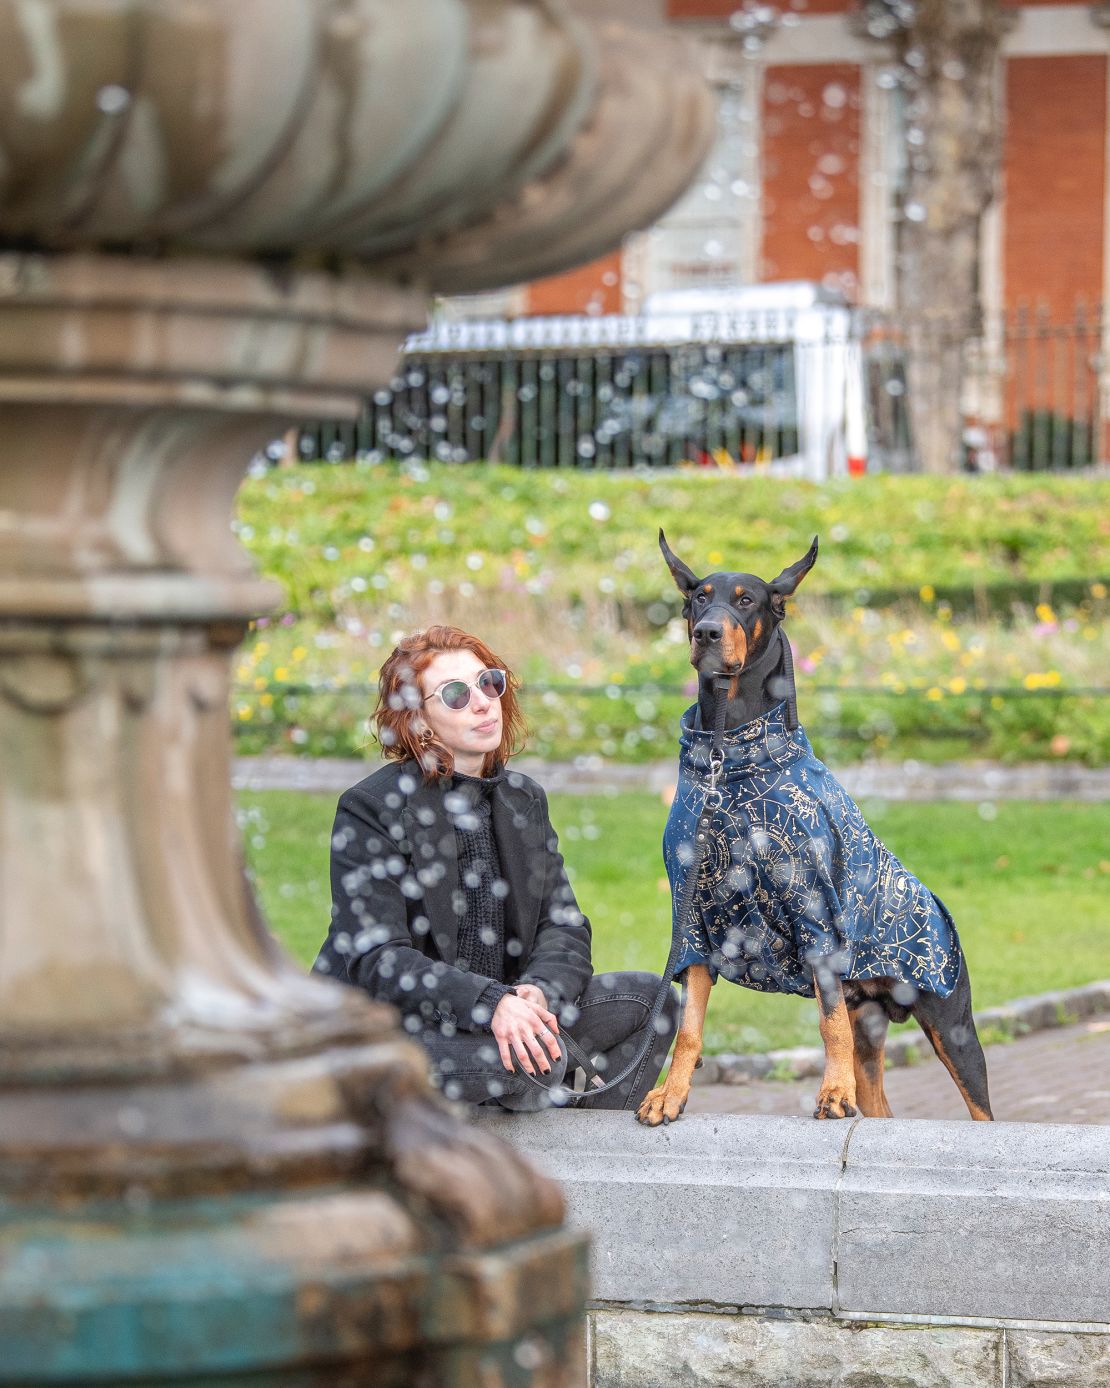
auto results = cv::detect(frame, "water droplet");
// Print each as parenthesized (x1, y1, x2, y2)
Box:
(96, 84, 131, 115)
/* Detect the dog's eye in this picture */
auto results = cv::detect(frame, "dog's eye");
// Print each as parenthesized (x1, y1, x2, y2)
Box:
(739, 595, 753, 607)
(695, 593, 708, 605)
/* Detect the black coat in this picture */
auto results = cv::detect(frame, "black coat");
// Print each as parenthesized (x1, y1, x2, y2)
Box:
(314, 760, 593, 1031)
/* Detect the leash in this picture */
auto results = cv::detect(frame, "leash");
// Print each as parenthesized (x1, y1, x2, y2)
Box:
(778, 625, 800, 731)
(517, 631, 797, 1106)
(542, 676, 733, 1105)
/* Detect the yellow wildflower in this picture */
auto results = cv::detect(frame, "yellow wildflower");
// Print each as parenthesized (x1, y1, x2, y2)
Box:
(919, 584, 935, 602)
(237, 705, 254, 721)
(1091, 582, 1107, 600)
(1022, 672, 1060, 690)
(941, 630, 961, 652)
(925, 686, 943, 701)
(1034, 603, 1056, 624)
(947, 677, 967, 694)
(274, 667, 289, 682)
(291, 646, 307, 662)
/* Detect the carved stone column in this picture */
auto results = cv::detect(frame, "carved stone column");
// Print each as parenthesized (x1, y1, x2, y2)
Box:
(0, 252, 584, 1382)
(0, 2, 715, 1381)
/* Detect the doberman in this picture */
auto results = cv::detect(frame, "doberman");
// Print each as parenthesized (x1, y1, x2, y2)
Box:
(636, 531, 993, 1126)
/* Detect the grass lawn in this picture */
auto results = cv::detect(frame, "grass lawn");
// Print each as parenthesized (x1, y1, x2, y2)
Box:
(241, 789, 1110, 1055)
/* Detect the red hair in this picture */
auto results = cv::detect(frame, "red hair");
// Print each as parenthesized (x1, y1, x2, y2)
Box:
(372, 626, 527, 779)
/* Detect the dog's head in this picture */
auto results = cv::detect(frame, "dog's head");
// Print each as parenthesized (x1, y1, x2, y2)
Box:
(659, 530, 818, 676)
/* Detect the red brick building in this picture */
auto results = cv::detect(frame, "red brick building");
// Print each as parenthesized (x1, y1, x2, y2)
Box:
(500, 0, 1109, 323)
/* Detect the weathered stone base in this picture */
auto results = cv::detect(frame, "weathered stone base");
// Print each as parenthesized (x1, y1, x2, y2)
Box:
(481, 1112, 1110, 1388)
(591, 1311, 1110, 1388)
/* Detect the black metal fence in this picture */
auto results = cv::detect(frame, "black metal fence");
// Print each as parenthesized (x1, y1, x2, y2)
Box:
(291, 303, 1106, 473)
(362, 341, 805, 470)
(967, 303, 1105, 471)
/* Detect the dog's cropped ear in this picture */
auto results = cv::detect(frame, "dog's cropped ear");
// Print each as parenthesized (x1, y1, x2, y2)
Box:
(659, 529, 700, 597)
(768, 536, 818, 616)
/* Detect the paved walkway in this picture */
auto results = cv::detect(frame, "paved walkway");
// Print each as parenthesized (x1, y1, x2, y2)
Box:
(234, 755, 1110, 800)
(687, 1015, 1110, 1124)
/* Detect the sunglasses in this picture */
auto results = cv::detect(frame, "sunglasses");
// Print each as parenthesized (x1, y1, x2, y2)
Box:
(423, 667, 508, 712)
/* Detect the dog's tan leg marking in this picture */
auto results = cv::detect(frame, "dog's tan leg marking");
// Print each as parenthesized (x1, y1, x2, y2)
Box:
(917, 1019, 993, 1121)
(637, 964, 713, 1127)
(849, 1005, 893, 1118)
(813, 974, 858, 1119)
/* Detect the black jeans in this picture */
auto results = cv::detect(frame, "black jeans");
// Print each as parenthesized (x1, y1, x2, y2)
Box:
(416, 970, 680, 1113)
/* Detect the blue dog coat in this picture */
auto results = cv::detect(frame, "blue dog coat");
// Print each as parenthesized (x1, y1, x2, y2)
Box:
(663, 702, 961, 999)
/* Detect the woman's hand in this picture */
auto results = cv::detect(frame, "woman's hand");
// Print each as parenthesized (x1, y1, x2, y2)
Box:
(491, 992, 561, 1075)
(513, 983, 549, 1011)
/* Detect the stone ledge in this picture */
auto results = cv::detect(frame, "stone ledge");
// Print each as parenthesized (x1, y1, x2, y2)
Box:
(477, 1112, 1110, 1326)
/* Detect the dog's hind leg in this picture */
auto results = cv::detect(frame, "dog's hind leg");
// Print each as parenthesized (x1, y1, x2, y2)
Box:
(849, 1002, 893, 1118)
(636, 963, 713, 1127)
(813, 971, 858, 1119)
(911, 964, 993, 1121)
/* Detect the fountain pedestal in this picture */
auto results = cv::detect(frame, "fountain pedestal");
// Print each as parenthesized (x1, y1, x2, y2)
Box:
(0, 2, 714, 1379)
(0, 254, 585, 1382)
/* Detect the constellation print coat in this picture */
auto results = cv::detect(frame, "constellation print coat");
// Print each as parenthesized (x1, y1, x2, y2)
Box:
(663, 702, 962, 999)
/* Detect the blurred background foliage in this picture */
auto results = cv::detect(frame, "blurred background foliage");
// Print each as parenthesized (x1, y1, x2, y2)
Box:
(233, 461, 1109, 765)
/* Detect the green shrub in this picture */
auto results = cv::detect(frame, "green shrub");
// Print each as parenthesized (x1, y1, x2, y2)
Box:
(232, 464, 1109, 765)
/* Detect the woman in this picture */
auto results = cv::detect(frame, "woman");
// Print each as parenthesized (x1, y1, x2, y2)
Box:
(314, 625, 679, 1111)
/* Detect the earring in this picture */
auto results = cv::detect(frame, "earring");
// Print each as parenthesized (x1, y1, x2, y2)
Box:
(418, 727, 432, 745)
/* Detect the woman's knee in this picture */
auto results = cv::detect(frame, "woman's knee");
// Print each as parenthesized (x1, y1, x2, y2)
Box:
(497, 1039, 570, 1111)
(586, 969, 667, 1005)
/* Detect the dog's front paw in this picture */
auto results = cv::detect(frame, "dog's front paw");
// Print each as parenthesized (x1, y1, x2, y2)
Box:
(636, 1082, 689, 1127)
(813, 1083, 857, 1120)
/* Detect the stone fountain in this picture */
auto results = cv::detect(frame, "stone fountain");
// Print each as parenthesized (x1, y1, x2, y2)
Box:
(0, 1, 713, 1382)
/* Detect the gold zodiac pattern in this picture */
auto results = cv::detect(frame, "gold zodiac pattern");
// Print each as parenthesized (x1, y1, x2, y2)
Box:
(663, 703, 961, 999)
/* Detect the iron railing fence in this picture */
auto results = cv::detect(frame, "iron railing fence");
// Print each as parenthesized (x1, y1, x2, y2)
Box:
(961, 302, 1106, 471)
(290, 303, 1108, 473)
